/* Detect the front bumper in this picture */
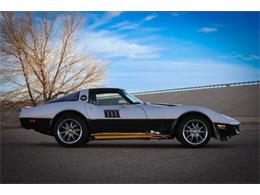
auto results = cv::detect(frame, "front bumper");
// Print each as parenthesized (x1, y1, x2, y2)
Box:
(20, 118, 52, 135)
(214, 123, 240, 137)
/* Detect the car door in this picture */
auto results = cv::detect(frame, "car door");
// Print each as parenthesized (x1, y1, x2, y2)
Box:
(85, 89, 147, 132)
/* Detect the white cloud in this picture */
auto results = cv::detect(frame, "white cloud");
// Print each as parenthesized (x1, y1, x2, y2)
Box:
(109, 20, 163, 32)
(110, 21, 139, 31)
(107, 12, 161, 32)
(78, 30, 160, 59)
(199, 24, 222, 33)
(170, 12, 181, 17)
(249, 55, 260, 60)
(108, 59, 260, 91)
(212, 24, 222, 27)
(107, 11, 123, 18)
(88, 11, 123, 30)
(143, 13, 158, 21)
(220, 52, 260, 61)
(199, 26, 218, 33)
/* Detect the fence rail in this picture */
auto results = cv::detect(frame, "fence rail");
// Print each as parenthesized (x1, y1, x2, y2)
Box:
(133, 80, 260, 95)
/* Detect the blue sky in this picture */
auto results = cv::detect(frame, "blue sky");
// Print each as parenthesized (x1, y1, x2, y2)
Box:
(79, 11, 259, 92)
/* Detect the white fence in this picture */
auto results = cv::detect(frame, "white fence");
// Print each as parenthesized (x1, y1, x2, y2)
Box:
(133, 80, 260, 95)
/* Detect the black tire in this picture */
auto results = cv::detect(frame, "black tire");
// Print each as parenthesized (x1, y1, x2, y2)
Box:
(53, 114, 88, 147)
(176, 115, 212, 148)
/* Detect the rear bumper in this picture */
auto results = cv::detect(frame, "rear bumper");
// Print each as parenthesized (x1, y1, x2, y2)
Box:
(20, 118, 52, 135)
(214, 123, 240, 137)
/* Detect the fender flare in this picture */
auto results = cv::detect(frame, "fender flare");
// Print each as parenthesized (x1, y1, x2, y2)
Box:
(50, 110, 89, 134)
(171, 111, 219, 138)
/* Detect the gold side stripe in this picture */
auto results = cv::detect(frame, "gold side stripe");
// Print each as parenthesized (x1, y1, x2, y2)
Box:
(91, 132, 171, 140)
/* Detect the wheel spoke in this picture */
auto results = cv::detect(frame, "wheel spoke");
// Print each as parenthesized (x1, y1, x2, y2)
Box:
(63, 133, 68, 139)
(198, 134, 203, 140)
(71, 124, 77, 128)
(184, 129, 192, 132)
(186, 134, 193, 140)
(72, 131, 80, 136)
(195, 123, 199, 128)
(198, 126, 204, 130)
(60, 125, 67, 130)
(187, 126, 193, 130)
(65, 123, 70, 128)
(190, 135, 194, 142)
(70, 134, 75, 141)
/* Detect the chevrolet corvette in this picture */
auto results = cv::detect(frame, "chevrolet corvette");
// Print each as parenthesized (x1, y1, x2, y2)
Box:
(20, 88, 240, 147)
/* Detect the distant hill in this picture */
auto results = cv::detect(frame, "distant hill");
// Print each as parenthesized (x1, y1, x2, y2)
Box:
(136, 84, 259, 122)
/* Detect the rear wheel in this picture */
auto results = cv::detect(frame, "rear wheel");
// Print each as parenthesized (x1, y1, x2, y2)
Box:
(176, 115, 212, 148)
(53, 114, 88, 147)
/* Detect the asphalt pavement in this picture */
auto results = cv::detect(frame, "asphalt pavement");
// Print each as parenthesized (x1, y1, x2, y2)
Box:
(1, 124, 259, 183)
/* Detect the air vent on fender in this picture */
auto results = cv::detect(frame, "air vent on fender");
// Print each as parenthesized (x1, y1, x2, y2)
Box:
(104, 110, 120, 118)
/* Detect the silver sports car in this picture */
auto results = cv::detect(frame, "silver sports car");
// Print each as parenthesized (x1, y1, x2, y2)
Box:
(20, 88, 240, 147)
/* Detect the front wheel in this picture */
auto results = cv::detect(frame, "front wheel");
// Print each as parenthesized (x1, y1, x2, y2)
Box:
(176, 115, 212, 148)
(53, 114, 88, 147)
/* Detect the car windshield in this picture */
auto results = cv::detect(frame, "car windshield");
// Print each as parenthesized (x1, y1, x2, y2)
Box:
(123, 91, 143, 104)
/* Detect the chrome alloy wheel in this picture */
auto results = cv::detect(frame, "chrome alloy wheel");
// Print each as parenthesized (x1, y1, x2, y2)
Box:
(182, 119, 208, 145)
(57, 119, 83, 144)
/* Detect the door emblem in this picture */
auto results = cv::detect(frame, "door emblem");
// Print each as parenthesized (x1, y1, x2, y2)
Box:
(104, 110, 120, 118)
(80, 95, 88, 101)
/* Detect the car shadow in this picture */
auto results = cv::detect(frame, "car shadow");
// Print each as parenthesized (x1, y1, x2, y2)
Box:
(25, 141, 231, 149)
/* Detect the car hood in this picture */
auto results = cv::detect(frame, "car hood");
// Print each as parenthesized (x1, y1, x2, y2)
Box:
(138, 103, 239, 125)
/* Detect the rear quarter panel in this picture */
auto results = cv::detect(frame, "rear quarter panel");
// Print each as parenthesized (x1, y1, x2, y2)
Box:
(20, 101, 89, 119)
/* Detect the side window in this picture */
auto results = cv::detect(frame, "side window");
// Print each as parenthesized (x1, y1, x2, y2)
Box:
(48, 92, 79, 103)
(90, 93, 129, 106)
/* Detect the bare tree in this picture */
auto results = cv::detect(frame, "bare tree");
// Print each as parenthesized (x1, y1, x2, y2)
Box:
(0, 12, 105, 106)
